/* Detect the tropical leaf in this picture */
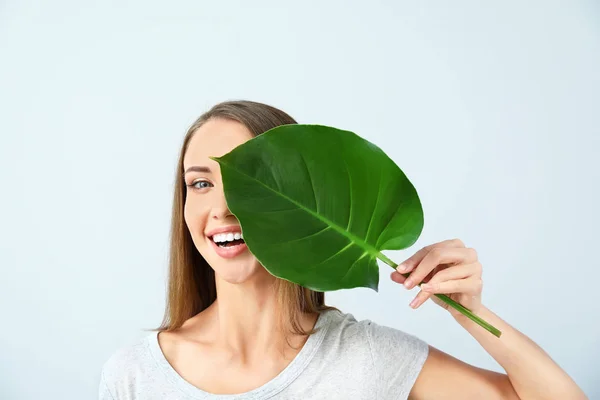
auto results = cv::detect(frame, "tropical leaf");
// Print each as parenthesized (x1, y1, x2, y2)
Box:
(212, 123, 502, 337)
(211, 124, 423, 291)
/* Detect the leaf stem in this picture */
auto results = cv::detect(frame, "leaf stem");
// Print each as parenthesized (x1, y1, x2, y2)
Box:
(379, 254, 502, 338)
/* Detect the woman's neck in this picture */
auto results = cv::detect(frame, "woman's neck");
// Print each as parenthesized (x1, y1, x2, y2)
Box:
(215, 273, 280, 352)
(202, 272, 317, 364)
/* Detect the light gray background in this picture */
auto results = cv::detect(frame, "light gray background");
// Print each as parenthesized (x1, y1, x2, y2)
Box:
(1, 1, 599, 398)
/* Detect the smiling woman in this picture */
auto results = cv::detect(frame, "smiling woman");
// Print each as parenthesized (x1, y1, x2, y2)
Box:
(98, 100, 587, 400)
(163, 101, 335, 335)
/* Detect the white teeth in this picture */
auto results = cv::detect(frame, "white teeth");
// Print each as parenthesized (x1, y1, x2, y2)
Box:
(212, 232, 244, 243)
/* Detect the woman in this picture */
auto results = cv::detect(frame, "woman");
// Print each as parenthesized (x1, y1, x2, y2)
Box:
(100, 100, 586, 399)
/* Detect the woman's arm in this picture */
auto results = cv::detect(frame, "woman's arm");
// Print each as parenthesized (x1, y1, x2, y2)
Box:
(410, 345, 519, 400)
(409, 306, 586, 400)
(391, 239, 587, 400)
(455, 305, 585, 399)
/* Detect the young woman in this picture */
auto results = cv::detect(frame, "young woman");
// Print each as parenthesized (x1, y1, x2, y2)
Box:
(100, 100, 586, 400)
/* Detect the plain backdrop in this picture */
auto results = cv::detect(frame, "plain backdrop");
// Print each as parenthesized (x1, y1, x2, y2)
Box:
(1, 1, 599, 398)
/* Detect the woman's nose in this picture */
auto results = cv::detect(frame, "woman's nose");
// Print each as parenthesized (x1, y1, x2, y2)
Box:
(209, 194, 233, 220)
(210, 207, 233, 220)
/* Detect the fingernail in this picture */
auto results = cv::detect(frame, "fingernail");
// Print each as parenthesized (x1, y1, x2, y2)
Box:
(404, 279, 413, 289)
(421, 283, 432, 292)
(396, 263, 408, 272)
(409, 298, 418, 308)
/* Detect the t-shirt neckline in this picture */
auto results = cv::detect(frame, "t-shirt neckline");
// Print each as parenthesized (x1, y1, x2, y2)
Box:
(147, 309, 334, 399)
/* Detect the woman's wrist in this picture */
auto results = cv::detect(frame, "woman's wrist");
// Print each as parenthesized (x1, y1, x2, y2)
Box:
(452, 303, 486, 326)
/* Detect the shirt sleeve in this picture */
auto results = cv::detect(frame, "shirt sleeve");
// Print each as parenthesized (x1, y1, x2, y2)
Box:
(362, 320, 429, 400)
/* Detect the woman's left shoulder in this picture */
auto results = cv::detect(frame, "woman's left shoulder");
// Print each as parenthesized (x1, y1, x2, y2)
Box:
(322, 309, 429, 398)
(324, 309, 429, 360)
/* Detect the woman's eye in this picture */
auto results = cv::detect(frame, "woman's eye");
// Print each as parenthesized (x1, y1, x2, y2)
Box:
(189, 180, 213, 190)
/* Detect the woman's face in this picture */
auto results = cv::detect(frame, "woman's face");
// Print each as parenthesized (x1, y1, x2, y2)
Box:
(182, 118, 268, 284)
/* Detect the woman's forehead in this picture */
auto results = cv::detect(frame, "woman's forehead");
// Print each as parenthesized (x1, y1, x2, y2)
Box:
(184, 119, 253, 166)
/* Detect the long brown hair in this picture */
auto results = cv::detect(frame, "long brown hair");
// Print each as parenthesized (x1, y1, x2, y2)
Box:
(158, 100, 335, 335)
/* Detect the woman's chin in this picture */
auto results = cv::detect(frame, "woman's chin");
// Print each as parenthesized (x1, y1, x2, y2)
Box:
(213, 262, 271, 285)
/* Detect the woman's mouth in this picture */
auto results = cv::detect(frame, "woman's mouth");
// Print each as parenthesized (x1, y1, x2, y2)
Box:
(208, 232, 248, 258)
(211, 232, 245, 248)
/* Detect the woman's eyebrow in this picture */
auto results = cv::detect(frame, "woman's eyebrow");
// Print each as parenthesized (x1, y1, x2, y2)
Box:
(184, 166, 212, 175)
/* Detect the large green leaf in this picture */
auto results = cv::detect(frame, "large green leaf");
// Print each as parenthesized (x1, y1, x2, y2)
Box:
(211, 124, 424, 292)
(212, 124, 502, 337)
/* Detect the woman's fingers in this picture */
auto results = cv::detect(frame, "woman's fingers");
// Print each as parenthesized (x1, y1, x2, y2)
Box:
(390, 271, 407, 284)
(409, 289, 432, 309)
(422, 277, 483, 295)
(409, 277, 483, 309)
(391, 239, 484, 310)
(403, 247, 478, 289)
(425, 262, 481, 282)
(396, 238, 466, 274)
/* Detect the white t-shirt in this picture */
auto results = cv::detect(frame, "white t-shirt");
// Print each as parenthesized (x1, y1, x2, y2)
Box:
(99, 309, 429, 399)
